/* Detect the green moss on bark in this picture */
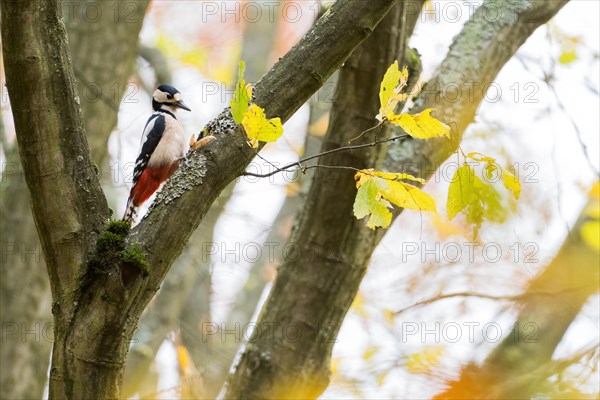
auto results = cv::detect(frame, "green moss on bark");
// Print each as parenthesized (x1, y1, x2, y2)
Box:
(120, 242, 150, 276)
(88, 220, 149, 277)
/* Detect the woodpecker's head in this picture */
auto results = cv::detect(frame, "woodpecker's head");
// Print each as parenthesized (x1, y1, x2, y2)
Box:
(152, 84, 191, 113)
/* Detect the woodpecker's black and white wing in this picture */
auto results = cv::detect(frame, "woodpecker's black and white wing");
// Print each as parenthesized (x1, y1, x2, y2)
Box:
(122, 114, 166, 222)
(132, 114, 166, 186)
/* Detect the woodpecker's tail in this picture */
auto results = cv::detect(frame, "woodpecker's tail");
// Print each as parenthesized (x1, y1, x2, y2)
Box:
(122, 197, 138, 224)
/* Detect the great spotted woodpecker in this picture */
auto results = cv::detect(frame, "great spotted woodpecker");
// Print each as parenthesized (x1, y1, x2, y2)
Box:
(122, 84, 191, 223)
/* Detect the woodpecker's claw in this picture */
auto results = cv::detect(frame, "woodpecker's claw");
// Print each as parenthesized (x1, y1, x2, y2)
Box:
(189, 134, 217, 151)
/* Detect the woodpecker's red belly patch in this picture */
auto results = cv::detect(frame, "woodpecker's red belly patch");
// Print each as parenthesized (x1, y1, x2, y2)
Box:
(130, 162, 179, 206)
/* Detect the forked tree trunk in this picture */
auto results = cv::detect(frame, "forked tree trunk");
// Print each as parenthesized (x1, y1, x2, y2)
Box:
(2, 0, 398, 397)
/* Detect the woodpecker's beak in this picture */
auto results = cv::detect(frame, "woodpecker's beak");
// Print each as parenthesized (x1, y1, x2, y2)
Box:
(176, 100, 191, 111)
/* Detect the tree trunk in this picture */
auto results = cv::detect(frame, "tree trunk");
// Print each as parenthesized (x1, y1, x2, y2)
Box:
(188, 13, 332, 397)
(0, 2, 148, 398)
(2, 0, 112, 396)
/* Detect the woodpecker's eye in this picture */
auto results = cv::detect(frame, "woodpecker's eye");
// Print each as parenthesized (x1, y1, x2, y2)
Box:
(167, 94, 173, 100)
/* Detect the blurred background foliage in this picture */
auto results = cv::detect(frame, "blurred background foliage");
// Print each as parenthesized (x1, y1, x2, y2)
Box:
(0, 0, 598, 399)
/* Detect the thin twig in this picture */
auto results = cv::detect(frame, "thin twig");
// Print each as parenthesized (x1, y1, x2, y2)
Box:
(394, 292, 525, 315)
(251, 145, 281, 173)
(348, 120, 385, 143)
(547, 83, 600, 177)
(241, 133, 409, 179)
(302, 164, 363, 173)
(394, 285, 591, 315)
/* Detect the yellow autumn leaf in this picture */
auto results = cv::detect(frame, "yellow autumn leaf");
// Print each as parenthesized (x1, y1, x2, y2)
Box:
(580, 221, 600, 252)
(467, 152, 522, 200)
(368, 170, 427, 185)
(467, 152, 496, 163)
(384, 180, 437, 212)
(357, 170, 434, 211)
(242, 104, 284, 148)
(355, 170, 374, 188)
(447, 163, 508, 228)
(388, 109, 451, 139)
(405, 346, 444, 375)
(354, 177, 393, 229)
(502, 169, 521, 199)
(363, 345, 379, 362)
(351, 293, 368, 317)
(377, 61, 409, 121)
(231, 61, 251, 124)
(559, 50, 577, 65)
(354, 171, 436, 229)
(356, 170, 427, 186)
(447, 164, 477, 220)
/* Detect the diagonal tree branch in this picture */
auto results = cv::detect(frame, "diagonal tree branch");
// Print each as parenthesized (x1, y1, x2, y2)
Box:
(131, 0, 400, 316)
(381, 0, 569, 187)
(222, 0, 568, 398)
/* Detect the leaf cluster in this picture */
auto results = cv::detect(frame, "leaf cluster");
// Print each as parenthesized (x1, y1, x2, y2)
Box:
(231, 61, 284, 148)
(353, 63, 523, 231)
(447, 153, 521, 235)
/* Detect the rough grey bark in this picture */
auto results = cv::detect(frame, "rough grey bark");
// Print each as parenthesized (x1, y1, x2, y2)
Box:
(223, 3, 422, 398)
(223, 0, 568, 398)
(3, 0, 399, 397)
(0, 2, 149, 398)
(436, 202, 599, 399)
